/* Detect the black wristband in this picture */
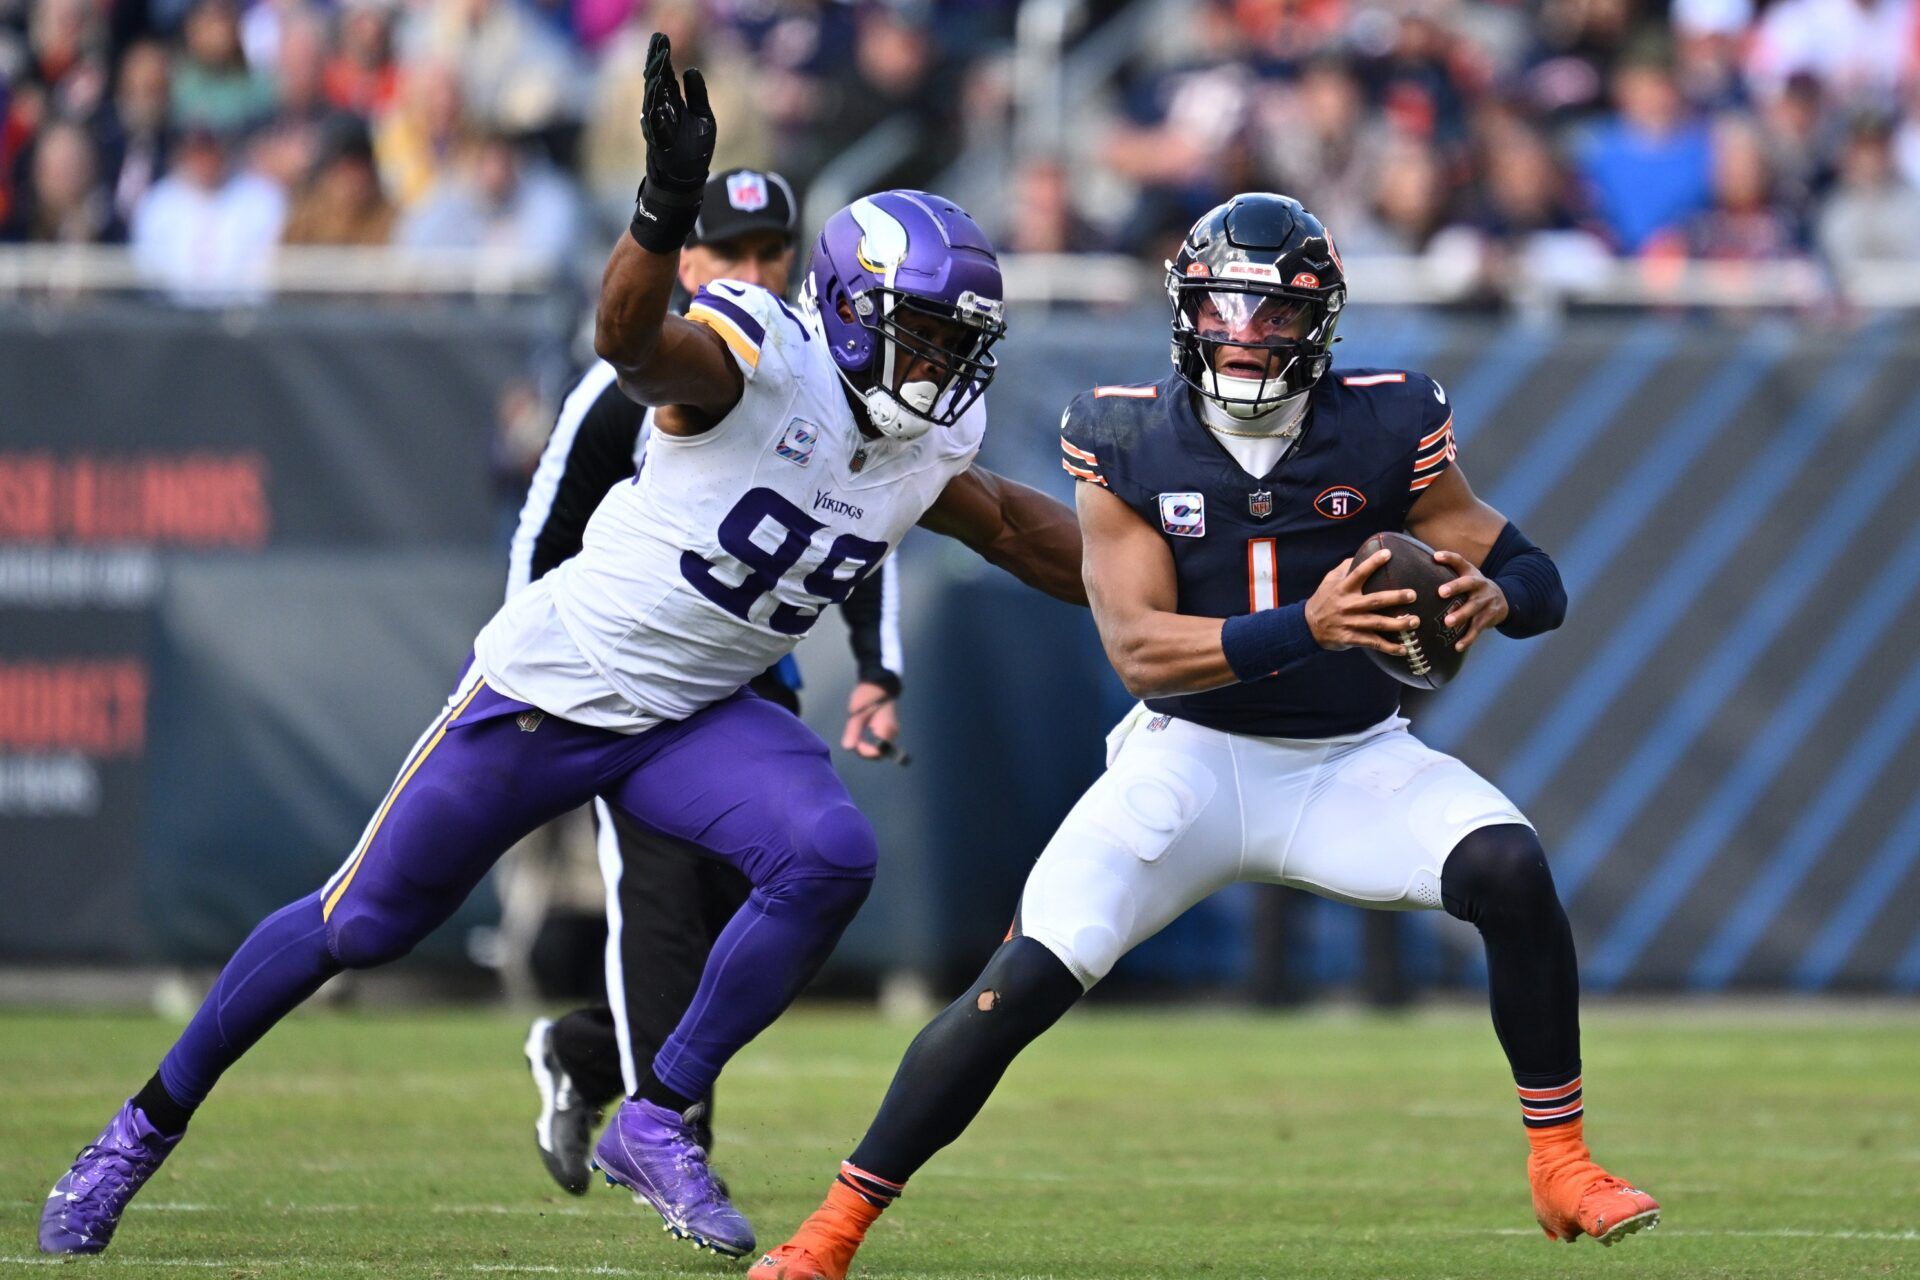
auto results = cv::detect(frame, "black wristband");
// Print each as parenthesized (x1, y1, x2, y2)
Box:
(856, 667, 903, 699)
(629, 178, 703, 254)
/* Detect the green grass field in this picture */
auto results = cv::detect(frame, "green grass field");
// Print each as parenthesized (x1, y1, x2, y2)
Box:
(4, 1004, 1916, 1279)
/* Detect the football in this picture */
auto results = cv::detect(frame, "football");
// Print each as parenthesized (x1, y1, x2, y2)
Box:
(1354, 531, 1467, 690)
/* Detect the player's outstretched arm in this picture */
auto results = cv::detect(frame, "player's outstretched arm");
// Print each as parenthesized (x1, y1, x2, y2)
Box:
(1405, 461, 1568, 650)
(592, 33, 742, 432)
(919, 465, 1088, 606)
(1079, 484, 1419, 698)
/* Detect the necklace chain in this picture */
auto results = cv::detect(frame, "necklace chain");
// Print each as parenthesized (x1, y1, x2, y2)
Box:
(1208, 422, 1300, 440)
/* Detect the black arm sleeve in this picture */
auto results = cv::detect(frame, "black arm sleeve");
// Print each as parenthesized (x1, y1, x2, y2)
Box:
(1482, 521, 1567, 639)
(841, 562, 901, 696)
(511, 375, 647, 592)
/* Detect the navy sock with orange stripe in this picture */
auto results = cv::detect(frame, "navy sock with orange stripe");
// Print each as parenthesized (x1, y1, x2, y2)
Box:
(1515, 1069, 1584, 1129)
(836, 1161, 903, 1213)
(788, 1162, 902, 1259)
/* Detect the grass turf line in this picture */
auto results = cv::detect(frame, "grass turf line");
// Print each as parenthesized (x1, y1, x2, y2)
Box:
(4, 1006, 1917, 1279)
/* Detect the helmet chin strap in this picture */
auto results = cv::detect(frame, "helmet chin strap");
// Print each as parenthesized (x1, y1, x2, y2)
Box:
(833, 362, 938, 441)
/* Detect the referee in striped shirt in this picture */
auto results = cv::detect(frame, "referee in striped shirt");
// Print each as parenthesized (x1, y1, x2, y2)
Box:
(515, 169, 905, 1193)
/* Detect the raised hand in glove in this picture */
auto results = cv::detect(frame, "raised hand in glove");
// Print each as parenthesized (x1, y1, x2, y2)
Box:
(629, 32, 716, 254)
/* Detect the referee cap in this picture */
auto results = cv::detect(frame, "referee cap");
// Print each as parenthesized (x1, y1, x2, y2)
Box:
(692, 168, 799, 248)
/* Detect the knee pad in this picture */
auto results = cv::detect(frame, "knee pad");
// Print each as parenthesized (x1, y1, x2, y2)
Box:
(752, 800, 876, 926)
(788, 799, 880, 883)
(1441, 823, 1560, 928)
(326, 890, 430, 969)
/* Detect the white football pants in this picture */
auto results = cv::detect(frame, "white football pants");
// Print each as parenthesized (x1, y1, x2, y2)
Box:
(1016, 705, 1531, 988)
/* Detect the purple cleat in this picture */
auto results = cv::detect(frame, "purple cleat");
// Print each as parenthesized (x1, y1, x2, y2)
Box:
(40, 1100, 182, 1255)
(592, 1098, 755, 1258)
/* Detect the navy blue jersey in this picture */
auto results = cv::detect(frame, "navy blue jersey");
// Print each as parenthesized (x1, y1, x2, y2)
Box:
(1060, 368, 1456, 738)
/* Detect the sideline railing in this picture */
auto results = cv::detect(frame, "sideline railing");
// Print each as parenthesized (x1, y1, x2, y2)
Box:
(996, 253, 1920, 313)
(2, 245, 1917, 312)
(0, 244, 559, 300)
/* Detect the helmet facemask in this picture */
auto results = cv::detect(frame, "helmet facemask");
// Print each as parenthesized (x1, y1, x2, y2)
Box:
(1169, 280, 1343, 419)
(806, 275, 1006, 441)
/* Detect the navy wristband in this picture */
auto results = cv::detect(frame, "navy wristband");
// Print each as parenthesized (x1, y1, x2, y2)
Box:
(1221, 603, 1319, 683)
(1483, 521, 1567, 638)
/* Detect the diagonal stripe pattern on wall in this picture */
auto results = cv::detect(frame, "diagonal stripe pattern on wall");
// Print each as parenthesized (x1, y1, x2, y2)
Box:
(1411, 316, 1920, 989)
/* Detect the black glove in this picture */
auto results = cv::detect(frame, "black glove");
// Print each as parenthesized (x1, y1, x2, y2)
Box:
(629, 32, 716, 254)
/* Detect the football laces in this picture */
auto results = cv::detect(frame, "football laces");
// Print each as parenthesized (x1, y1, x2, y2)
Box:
(1401, 629, 1430, 677)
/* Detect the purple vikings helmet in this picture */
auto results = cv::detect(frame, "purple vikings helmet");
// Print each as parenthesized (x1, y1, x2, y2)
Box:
(802, 190, 1007, 441)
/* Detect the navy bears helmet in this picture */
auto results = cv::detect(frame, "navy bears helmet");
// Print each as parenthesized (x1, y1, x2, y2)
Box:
(1166, 194, 1347, 417)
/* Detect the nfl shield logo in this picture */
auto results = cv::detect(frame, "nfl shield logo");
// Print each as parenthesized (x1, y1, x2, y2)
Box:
(726, 171, 769, 212)
(1249, 489, 1273, 518)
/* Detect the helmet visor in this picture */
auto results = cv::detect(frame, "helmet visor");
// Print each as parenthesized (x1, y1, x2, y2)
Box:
(1167, 278, 1342, 410)
(1183, 290, 1321, 348)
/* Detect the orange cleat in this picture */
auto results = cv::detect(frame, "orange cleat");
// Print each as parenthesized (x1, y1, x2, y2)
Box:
(1529, 1130, 1660, 1246)
(749, 1240, 852, 1280)
(749, 1169, 890, 1280)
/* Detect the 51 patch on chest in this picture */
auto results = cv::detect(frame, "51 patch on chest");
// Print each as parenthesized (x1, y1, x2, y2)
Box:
(1158, 492, 1206, 537)
(1315, 485, 1367, 520)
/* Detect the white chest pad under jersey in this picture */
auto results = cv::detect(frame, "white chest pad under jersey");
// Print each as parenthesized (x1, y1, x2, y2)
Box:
(1202, 390, 1308, 478)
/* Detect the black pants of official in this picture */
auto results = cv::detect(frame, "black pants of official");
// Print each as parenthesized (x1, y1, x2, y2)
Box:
(548, 675, 789, 1146)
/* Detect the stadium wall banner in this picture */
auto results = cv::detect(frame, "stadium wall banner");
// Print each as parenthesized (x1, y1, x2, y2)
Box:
(0, 303, 546, 960)
(3, 303, 1919, 993)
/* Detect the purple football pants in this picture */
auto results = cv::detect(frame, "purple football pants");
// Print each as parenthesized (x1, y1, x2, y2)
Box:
(157, 665, 876, 1111)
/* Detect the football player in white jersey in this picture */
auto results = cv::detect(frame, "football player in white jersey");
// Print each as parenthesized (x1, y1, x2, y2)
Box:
(512, 165, 909, 1197)
(39, 34, 1083, 1263)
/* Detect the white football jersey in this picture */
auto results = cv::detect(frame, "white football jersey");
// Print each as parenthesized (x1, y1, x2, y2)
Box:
(473, 280, 982, 731)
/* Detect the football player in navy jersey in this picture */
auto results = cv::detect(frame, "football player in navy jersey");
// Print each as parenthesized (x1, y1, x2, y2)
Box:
(752, 194, 1657, 1280)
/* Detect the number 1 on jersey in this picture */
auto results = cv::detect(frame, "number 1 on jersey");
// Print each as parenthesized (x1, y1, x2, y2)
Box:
(1247, 538, 1279, 613)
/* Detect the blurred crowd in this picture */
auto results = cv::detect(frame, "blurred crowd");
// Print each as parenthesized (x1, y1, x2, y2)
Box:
(3, 0, 1918, 302)
(0, 0, 1014, 299)
(1055, 0, 1920, 287)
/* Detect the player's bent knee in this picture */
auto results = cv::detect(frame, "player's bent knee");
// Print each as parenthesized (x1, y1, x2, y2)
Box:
(326, 895, 436, 969)
(790, 798, 880, 883)
(328, 916, 419, 969)
(751, 801, 877, 927)
(763, 868, 873, 924)
(967, 937, 1086, 1028)
(1440, 823, 1561, 928)
(1023, 921, 1121, 990)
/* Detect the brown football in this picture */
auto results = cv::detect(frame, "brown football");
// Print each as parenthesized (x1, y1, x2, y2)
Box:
(1353, 530, 1467, 690)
